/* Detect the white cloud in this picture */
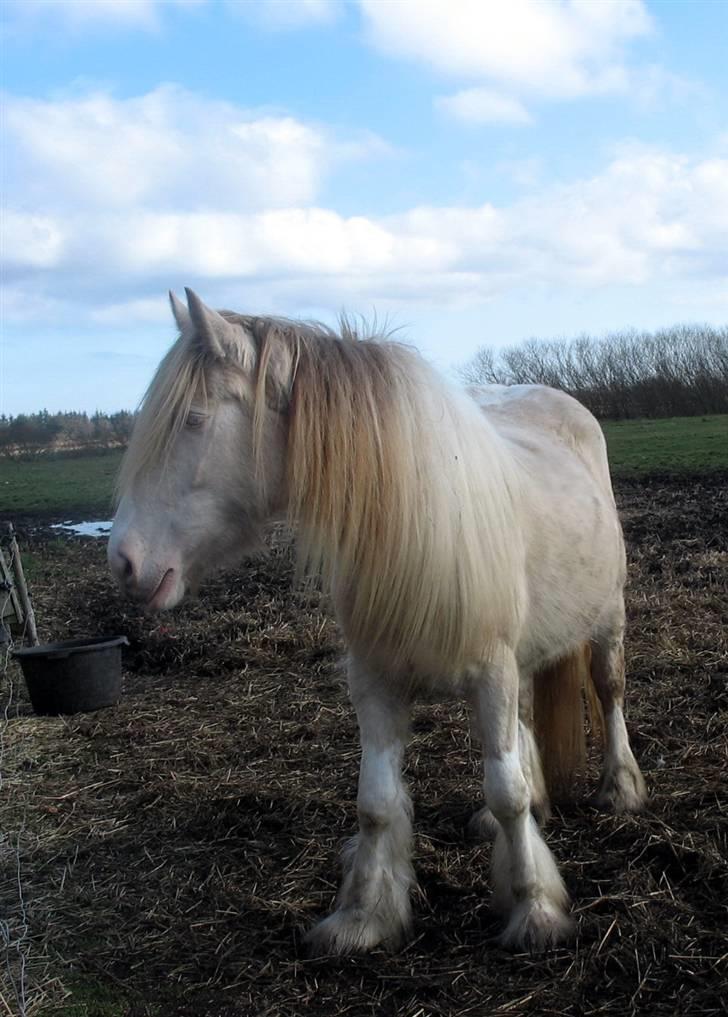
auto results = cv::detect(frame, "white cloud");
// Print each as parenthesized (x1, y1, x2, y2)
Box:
(436, 88, 532, 125)
(500, 148, 728, 286)
(359, 0, 652, 98)
(4, 144, 727, 313)
(3, 85, 378, 212)
(3, 87, 727, 322)
(625, 64, 707, 111)
(359, 0, 657, 122)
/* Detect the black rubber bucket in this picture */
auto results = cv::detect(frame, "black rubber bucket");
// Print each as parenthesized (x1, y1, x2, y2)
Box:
(13, 636, 129, 715)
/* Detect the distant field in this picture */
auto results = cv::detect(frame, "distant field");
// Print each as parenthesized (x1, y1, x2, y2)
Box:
(0, 415, 726, 518)
(0, 449, 124, 517)
(602, 414, 728, 474)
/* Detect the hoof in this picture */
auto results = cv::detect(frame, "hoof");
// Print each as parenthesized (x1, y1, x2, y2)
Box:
(499, 896, 574, 952)
(305, 907, 408, 956)
(594, 760, 647, 813)
(491, 816, 570, 919)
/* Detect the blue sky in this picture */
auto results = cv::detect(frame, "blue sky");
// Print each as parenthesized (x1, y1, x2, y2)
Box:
(2, 0, 727, 415)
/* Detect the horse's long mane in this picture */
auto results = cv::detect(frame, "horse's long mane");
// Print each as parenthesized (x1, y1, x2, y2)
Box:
(247, 318, 526, 675)
(116, 334, 208, 502)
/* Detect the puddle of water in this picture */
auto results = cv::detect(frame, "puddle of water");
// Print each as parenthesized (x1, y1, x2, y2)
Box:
(51, 520, 113, 538)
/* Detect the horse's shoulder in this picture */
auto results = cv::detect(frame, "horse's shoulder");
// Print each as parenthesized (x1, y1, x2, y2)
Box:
(468, 384, 601, 441)
(466, 384, 610, 485)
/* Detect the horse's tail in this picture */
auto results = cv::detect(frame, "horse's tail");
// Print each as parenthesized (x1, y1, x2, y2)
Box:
(533, 643, 603, 800)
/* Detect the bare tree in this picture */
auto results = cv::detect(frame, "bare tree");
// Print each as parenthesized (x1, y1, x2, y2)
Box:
(459, 324, 728, 419)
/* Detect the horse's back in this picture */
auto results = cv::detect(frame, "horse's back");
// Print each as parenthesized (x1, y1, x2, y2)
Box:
(467, 383, 612, 494)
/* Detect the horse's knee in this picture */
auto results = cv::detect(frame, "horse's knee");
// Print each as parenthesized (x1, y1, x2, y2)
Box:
(590, 607, 627, 707)
(358, 745, 402, 829)
(358, 798, 395, 832)
(484, 751, 529, 822)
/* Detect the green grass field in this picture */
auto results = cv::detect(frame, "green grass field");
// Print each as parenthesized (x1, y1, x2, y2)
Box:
(602, 414, 728, 474)
(0, 415, 725, 518)
(0, 449, 124, 517)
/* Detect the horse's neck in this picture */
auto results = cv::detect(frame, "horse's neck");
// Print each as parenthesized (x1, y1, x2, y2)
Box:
(288, 346, 524, 673)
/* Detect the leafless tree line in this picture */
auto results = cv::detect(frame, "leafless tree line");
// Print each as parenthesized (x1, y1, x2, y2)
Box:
(459, 324, 728, 419)
(0, 410, 135, 455)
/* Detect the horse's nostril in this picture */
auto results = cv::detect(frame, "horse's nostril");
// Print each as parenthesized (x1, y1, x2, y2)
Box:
(112, 544, 138, 585)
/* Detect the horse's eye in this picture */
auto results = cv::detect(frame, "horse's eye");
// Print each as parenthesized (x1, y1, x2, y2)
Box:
(185, 412, 207, 430)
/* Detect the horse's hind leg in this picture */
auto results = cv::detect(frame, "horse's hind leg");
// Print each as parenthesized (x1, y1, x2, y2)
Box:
(590, 598, 647, 812)
(470, 647, 572, 950)
(470, 671, 549, 840)
(517, 674, 550, 824)
(306, 658, 413, 955)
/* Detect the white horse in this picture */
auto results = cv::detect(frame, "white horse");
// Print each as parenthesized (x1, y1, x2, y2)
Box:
(109, 289, 647, 954)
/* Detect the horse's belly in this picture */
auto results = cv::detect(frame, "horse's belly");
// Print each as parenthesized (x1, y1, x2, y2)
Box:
(517, 488, 624, 672)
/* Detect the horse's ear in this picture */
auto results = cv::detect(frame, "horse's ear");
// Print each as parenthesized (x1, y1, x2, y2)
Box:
(184, 288, 255, 369)
(169, 291, 191, 332)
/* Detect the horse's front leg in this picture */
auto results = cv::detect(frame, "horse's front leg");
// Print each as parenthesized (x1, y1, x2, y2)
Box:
(471, 647, 572, 950)
(470, 668, 550, 840)
(306, 659, 413, 955)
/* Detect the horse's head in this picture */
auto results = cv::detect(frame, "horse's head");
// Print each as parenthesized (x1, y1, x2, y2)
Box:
(108, 289, 291, 612)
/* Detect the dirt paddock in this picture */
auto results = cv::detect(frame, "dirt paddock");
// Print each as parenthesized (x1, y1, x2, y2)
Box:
(2, 473, 726, 1016)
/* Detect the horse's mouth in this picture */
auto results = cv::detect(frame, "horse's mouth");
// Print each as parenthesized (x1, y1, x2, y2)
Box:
(145, 568, 181, 613)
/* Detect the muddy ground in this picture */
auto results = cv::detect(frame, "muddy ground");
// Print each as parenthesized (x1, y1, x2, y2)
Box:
(1, 472, 726, 1017)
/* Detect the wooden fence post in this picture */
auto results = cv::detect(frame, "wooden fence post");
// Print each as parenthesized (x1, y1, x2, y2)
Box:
(1, 523, 39, 646)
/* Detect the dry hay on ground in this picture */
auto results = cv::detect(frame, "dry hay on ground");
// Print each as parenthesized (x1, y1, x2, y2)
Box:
(1, 473, 726, 1017)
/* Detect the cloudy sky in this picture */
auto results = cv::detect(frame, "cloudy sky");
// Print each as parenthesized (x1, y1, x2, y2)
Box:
(2, 0, 727, 415)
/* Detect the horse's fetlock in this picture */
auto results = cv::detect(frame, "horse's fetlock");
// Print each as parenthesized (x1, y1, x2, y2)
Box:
(357, 785, 406, 833)
(358, 808, 388, 834)
(468, 805, 500, 841)
(510, 877, 539, 903)
(486, 783, 529, 824)
(484, 752, 529, 822)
